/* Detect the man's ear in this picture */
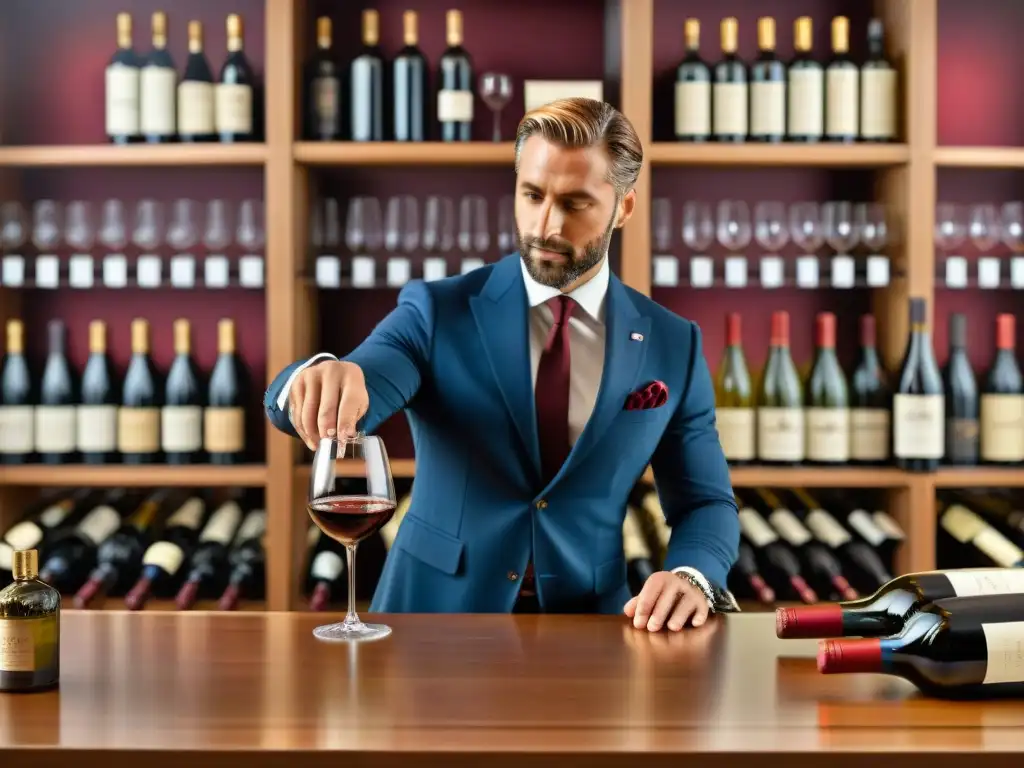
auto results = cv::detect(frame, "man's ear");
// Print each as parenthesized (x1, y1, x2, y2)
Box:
(616, 189, 637, 228)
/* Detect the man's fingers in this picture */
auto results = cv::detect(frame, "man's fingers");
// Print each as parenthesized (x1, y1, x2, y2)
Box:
(690, 599, 711, 628)
(337, 384, 367, 439)
(667, 596, 699, 632)
(623, 596, 638, 618)
(300, 376, 322, 451)
(645, 586, 683, 632)
(316, 372, 342, 439)
(632, 580, 664, 629)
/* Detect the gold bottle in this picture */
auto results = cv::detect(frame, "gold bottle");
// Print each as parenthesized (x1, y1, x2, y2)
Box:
(0, 549, 59, 692)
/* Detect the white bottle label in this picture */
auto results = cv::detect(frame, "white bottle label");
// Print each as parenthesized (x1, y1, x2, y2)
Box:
(34, 405, 76, 453)
(77, 405, 118, 452)
(768, 508, 812, 547)
(200, 501, 243, 545)
(750, 80, 785, 137)
(846, 509, 886, 546)
(850, 408, 890, 461)
(806, 407, 851, 462)
(674, 81, 710, 137)
(715, 407, 755, 461)
(787, 68, 823, 137)
(178, 80, 215, 134)
(825, 67, 859, 137)
(143, 540, 185, 574)
(757, 407, 805, 461)
(980, 393, 1024, 462)
(311, 550, 344, 581)
(215, 83, 253, 134)
(3, 521, 43, 551)
(982, 621, 1024, 684)
(77, 505, 121, 546)
(946, 569, 1024, 597)
(39, 503, 73, 529)
(893, 394, 944, 459)
(437, 90, 473, 122)
(118, 407, 161, 453)
(161, 406, 203, 452)
(712, 82, 748, 136)
(860, 68, 897, 140)
(0, 406, 34, 453)
(140, 65, 177, 135)
(805, 509, 852, 548)
(0, 543, 11, 571)
(738, 508, 778, 547)
(236, 510, 266, 543)
(105, 64, 140, 135)
(872, 510, 905, 540)
(167, 497, 205, 530)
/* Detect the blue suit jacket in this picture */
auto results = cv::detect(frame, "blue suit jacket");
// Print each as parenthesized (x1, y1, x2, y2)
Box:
(265, 253, 739, 614)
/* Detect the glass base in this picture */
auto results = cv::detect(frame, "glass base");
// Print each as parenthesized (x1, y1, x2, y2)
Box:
(312, 619, 392, 643)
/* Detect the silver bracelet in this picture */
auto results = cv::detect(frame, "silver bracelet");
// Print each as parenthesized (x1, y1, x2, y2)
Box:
(674, 567, 716, 613)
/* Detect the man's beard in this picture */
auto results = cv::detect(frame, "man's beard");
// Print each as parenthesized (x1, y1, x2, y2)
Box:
(517, 213, 616, 290)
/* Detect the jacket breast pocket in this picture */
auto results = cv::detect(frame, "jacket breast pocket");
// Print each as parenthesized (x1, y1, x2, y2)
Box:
(395, 514, 465, 575)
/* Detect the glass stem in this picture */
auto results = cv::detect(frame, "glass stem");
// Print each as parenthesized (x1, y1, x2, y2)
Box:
(344, 543, 360, 626)
(492, 111, 501, 143)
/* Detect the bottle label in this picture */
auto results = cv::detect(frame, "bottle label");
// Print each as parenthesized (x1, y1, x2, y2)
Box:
(77, 405, 118, 452)
(946, 569, 1024, 597)
(622, 510, 649, 561)
(738, 508, 778, 547)
(893, 394, 944, 459)
(38, 501, 73, 529)
(768, 508, 812, 547)
(236, 510, 266, 543)
(0, 406, 34, 453)
(715, 407, 755, 461)
(167, 497, 205, 530)
(140, 65, 177, 135)
(860, 68, 897, 139)
(437, 90, 473, 123)
(850, 408, 890, 461)
(0, 616, 58, 673)
(215, 83, 253, 134)
(34, 406, 76, 453)
(3, 522, 43, 551)
(757, 407, 804, 461)
(825, 68, 859, 136)
(0, 543, 10, 571)
(178, 81, 215, 134)
(846, 509, 886, 546)
(806, 407, 851, 462)
(872, 510, 905, 540)
(674, 81, 710, 137)
(105, 65, 140, 135)
(205, 407, 244, 453)
(787, 68, 824, 136)
(200, 501, 243, 545)
(980, 394, 1024, 462)
(313, 77, 340, 122)
(162, 406, 203, 452)
(142, 540, 185, 573)
(311, 550, 343, 581)
(118, 407, 160, 453)
(750, 80, 785, 137)
(805, 509, 852, 548)
(712, 82, 748, 136)
(77, 505, 121, 546)
(948, 417, 979, 463)
(982, 621, 1024, 684)
(973, 528, 1024, 568)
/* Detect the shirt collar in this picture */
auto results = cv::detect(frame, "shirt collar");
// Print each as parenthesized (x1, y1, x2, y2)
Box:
(519, 254, 610, 323)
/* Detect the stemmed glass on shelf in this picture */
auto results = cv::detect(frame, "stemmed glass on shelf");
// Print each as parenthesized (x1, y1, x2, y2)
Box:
(754, 201, 789, 289)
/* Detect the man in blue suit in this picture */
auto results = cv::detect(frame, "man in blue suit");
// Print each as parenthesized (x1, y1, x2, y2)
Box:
(265, 98, 739, 632)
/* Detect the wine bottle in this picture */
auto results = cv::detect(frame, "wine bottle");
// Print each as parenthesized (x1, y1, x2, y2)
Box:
(735, 493, 816, 603)
(756, 311, 804, 463)
(943, 312, 979, 465)
(119, 318, 162, 464)
(714, 312, 754, 464)
(205, 319, 247, 464)
(0, 550, 59, 692)
(162, 319, 204, 464)
(749, 17, 786, 143)
(806, 312, 851, 464)
(956, 491, 1024, 547)
(980, 314, 1024, 464)
(893, 297, 944, 471)
(824, 492, 904, 566)
(105, 12, 141, 144)
(940, 504, 1024, 568)
(824, 16, 858, 143)
(437, 10, 473, 142)
(0, 319, 34, 465)
(674, 19, 711, 142)
(140, 11, 177, 143)
(215, 14, 255, 142)
(849, 314, 892, 464)
(305, 16, 341, 142)
(78, 320, 119, 464)
(35, 320, 77, 465)
(859, 18, 897, 142)
(787, 16, 823, 142)
(218, 507, 265, 610)
(2, 489, 97, 557)
(776, 567, 1024, 639)
(623, 506, 655, 595)
(393, 11, 429, 142)
(307, 526, 346, 611)
(124, 495, 208, 610)
(177, 21, 217, 143)
(349, 9, 384, 142)
(174, 497, 245, 609)
(728, 541, 775, 604)
(817, 594, 1024, 699)
(712, 17, 747, 142)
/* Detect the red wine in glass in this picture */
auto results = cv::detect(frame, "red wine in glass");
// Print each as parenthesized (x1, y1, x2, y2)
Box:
(307, 495, 396, 547)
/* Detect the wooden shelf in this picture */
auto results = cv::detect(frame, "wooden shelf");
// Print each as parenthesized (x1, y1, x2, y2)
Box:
(934, 467, 1024, 488)
(642, 465, 908, 487)
(0, 144, 267, 167)
(294, 141, 515, 166)
(0, 464, 267, 487)
(650, 143, 910, 167)
(294, 459, 417, 482)
(934, 146, 1024, 168)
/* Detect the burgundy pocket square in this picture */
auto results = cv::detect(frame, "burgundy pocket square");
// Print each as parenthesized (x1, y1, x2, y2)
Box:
(624, 380, 668, 411)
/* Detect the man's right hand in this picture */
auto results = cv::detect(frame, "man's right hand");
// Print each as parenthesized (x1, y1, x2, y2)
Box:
(288, 360, 369, 450)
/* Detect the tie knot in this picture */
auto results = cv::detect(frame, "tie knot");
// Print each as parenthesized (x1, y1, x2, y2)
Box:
(547, 295, 575, 326)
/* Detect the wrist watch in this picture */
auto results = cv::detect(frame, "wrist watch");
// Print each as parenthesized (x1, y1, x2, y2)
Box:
(674, 567, 716, 613)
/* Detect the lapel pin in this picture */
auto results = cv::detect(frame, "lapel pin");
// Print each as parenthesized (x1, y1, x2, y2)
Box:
(630, 332, 644, 342)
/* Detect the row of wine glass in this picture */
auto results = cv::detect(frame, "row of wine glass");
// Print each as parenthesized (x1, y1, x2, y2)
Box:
(936, 202, 1024, 291)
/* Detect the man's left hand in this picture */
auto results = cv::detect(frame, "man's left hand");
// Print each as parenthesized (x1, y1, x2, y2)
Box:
(623, 571, 710, 632)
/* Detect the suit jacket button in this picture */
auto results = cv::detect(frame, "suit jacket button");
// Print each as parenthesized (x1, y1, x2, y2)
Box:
(536, 499, 548, 509)
(507, 571, 519, 581)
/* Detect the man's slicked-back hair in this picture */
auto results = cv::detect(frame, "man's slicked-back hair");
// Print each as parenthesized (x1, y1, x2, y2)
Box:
(513, 97, 643, 197)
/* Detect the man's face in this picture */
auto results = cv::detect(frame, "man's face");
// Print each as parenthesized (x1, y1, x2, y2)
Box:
(515, 135, 635, 290)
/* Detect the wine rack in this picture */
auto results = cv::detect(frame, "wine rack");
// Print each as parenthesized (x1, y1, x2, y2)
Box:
(0, 0, 1019, 611)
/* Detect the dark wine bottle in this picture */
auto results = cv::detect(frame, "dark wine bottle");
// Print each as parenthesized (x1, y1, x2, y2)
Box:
(735, 493, 816, 603)
(177, 20, 217, 143)
(393, 10, 428, 142)
(623, 506, 655, 595)
(787, 16, 823, 142)
(305, 16, 341, 141)
(119, 318, 162, 464)
(806, 312, 851, 464)
(105, 12, 141, 144)
(859, 18, 897, 142)
(674, 18, 710, 142)
(942, 312, 978, 465)
(824, 16, 858, 143)
(980, 314, 1024, 464)
(2, 488, 97, 557)
(749, 17, 785, 143)
(728, 541, 775, 604)
(162, 318, 204, 464)
(307, 526, 346, 611)
(139, 11, 176, 144)
(776, 567, 1024, 639)
(849, 314, 892, 464)
(35, 320, 77, 465)
(712, 17, 747, 142)
(78, 320, 119, 464)
(940, 503, 1024, 569)
(0, 543, 10, 587)
(174, 497, 245, 609)
(0, 319, 34, 465)
(893, 297, 944, 472)
(215, 14, 255, 142)
(817, 593, 1024, 699)
(349, 9, 384, 142)
(205, 319, 248, 464)
(437, 9, 473, 142)
(218, 507, 266, 610)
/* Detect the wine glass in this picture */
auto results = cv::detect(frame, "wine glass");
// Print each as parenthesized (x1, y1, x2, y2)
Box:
(307, 434, 397, 643)
(480, 73, 513, 142)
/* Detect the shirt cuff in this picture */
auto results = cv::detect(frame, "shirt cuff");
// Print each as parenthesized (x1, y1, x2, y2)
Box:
(672, 566, 713, 607)
(276, 352, 338, 417)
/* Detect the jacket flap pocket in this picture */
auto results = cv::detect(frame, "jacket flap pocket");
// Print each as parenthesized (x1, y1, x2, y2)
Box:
(396, 515, 465, 575)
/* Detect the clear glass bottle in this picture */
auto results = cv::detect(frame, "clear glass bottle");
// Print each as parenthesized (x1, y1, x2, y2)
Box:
(0, 549, 60, 692)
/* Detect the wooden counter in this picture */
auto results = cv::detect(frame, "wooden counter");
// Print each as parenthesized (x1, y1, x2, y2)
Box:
(0, 611, 1022, 767)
